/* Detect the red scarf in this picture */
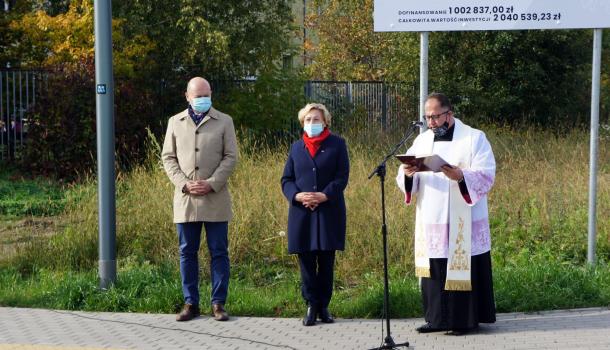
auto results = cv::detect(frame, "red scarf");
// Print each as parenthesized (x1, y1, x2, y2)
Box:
(303, 128, 331, 157)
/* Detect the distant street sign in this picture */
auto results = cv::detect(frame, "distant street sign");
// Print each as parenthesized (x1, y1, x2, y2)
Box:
(97, 84, 107, 94)
(374, 0, 610, 32)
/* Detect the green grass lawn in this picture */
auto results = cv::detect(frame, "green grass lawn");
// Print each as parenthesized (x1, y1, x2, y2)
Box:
(0, 164, 68, 261)
(1, 256, 608, 317)
(0, 165, 66, 218)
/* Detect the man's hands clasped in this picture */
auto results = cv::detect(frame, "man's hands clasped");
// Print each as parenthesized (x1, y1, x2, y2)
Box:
(184, 180, 213, 196)
(295, 192, 328, 211)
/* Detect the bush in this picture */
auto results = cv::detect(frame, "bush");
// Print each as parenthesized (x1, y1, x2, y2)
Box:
(430, 30, 593, 127)
(21, 60, 157, 180)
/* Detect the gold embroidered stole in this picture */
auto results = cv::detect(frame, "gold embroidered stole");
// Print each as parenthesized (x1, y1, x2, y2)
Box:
(445, 185, 472, 290)
(414, 214, 430, 277)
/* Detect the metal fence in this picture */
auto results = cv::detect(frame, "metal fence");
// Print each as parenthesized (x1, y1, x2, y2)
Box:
(0, 69, 44, 162)
(1, 71, 419, 162)
(160, 77, 419, 138)
(304, 81, 419, 134)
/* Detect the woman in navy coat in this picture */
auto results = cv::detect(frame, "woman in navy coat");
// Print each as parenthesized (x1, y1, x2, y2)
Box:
(281, 103, 350, 326)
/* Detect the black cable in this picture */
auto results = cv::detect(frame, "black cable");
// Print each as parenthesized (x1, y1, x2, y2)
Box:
(50, 310, 299, 350)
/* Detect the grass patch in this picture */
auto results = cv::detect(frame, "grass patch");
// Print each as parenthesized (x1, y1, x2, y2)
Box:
(0, 165, 67, 217)
(494, 253, 610, 312)
(1, 258, 608, 317)
(0, 165, 69, 261)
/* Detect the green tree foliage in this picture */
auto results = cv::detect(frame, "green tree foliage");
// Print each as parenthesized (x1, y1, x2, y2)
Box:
(215, 69, 305, 134)
(4, 0, 296, 78)
(3, 0, 299, 176)
(5, 0, 155, 78)
(0, 0, 36, 67)
(306, 0, 605, 126)
(306, 0, 419, 81)
(111, 0, 297, 79)
(1, 0, 299, 95)
(22, 60, 157, 179)
(429, 30, 592, 126)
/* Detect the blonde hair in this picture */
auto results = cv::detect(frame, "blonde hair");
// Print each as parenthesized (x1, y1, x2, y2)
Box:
(297, 103, 332, 127)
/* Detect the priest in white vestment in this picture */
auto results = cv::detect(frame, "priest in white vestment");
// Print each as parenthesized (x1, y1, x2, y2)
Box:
(396, 93, 496, 335)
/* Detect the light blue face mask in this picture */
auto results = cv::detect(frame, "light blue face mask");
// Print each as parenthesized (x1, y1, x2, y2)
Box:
(191, 96, 212, 113)
(304, 123, 324, 137)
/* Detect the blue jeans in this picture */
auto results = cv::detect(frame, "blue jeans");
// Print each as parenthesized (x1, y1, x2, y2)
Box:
(177, 221, 230, 306)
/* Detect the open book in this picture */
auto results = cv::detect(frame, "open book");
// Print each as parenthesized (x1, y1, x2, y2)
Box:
(395, 153, 452, 172)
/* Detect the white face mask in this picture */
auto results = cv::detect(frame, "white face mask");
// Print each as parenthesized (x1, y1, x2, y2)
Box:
(304, 123, 324, 137)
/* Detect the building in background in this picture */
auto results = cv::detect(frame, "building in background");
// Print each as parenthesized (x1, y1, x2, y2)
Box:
(287, 0, 319, 69)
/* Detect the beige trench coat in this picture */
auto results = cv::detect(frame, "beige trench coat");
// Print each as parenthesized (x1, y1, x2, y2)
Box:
(161, 107, 238, 223)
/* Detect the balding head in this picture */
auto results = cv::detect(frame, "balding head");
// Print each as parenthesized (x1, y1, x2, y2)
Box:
(185, 77, 212, 102)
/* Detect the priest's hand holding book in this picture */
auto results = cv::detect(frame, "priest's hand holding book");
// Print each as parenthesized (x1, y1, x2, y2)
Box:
(397, 153, 464, 182)
(401, 164, 420, 177)
(399, 163, 464, 182)
(440, 165, 464, 182)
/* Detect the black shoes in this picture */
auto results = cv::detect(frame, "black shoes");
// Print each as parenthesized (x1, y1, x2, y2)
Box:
(415, 323, 446, 333)
(415, 323, 478, 335)
(318, 307, 334, 323)
(303, 305, 334, 326)
(303, 305, 317, 326)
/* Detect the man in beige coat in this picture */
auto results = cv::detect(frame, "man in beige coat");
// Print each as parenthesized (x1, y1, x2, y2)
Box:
(161, 77, 238, 322)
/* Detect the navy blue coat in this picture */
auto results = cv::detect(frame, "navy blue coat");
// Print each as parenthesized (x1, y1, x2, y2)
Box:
(281, 134, 350, 254)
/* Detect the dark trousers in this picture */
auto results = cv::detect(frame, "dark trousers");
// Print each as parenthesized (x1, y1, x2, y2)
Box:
(297, 250, 336, 308)
(177, 221, 230, 306)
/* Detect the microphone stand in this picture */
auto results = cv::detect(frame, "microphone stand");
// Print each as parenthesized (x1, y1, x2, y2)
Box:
(367, 121, 421, 350)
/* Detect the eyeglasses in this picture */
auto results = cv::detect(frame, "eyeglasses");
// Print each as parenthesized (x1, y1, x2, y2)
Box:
(423, 110, 450, 121)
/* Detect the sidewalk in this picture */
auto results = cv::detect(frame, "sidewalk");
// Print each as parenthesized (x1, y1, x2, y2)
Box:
(1, 307, 609, 350)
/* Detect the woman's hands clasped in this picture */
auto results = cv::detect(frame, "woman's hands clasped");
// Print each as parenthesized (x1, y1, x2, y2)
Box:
(295, 192, 328, 211)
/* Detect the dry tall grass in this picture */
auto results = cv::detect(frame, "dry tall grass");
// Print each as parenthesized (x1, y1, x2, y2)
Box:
(12, 126, 610, 287)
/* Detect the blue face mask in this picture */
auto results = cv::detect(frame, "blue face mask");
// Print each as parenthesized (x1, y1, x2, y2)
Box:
(304, 123, 324, 137)
(191, 96, 212, 113)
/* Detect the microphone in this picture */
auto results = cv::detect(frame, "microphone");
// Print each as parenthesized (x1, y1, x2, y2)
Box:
(412, 120, 424, 128)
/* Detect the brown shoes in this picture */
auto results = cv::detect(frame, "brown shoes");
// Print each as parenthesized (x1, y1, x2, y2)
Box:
(176, 303, 228, 321)
(212, 303, 229, 321)
(176, 303, 200, 322)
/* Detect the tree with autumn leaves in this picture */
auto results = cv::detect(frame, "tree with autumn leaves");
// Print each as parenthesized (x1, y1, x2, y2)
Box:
(4, 0, 154, 77)
(304, 0, 419, 82)
(2, 0, 295, 79)
(1, 0, 298, 178)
